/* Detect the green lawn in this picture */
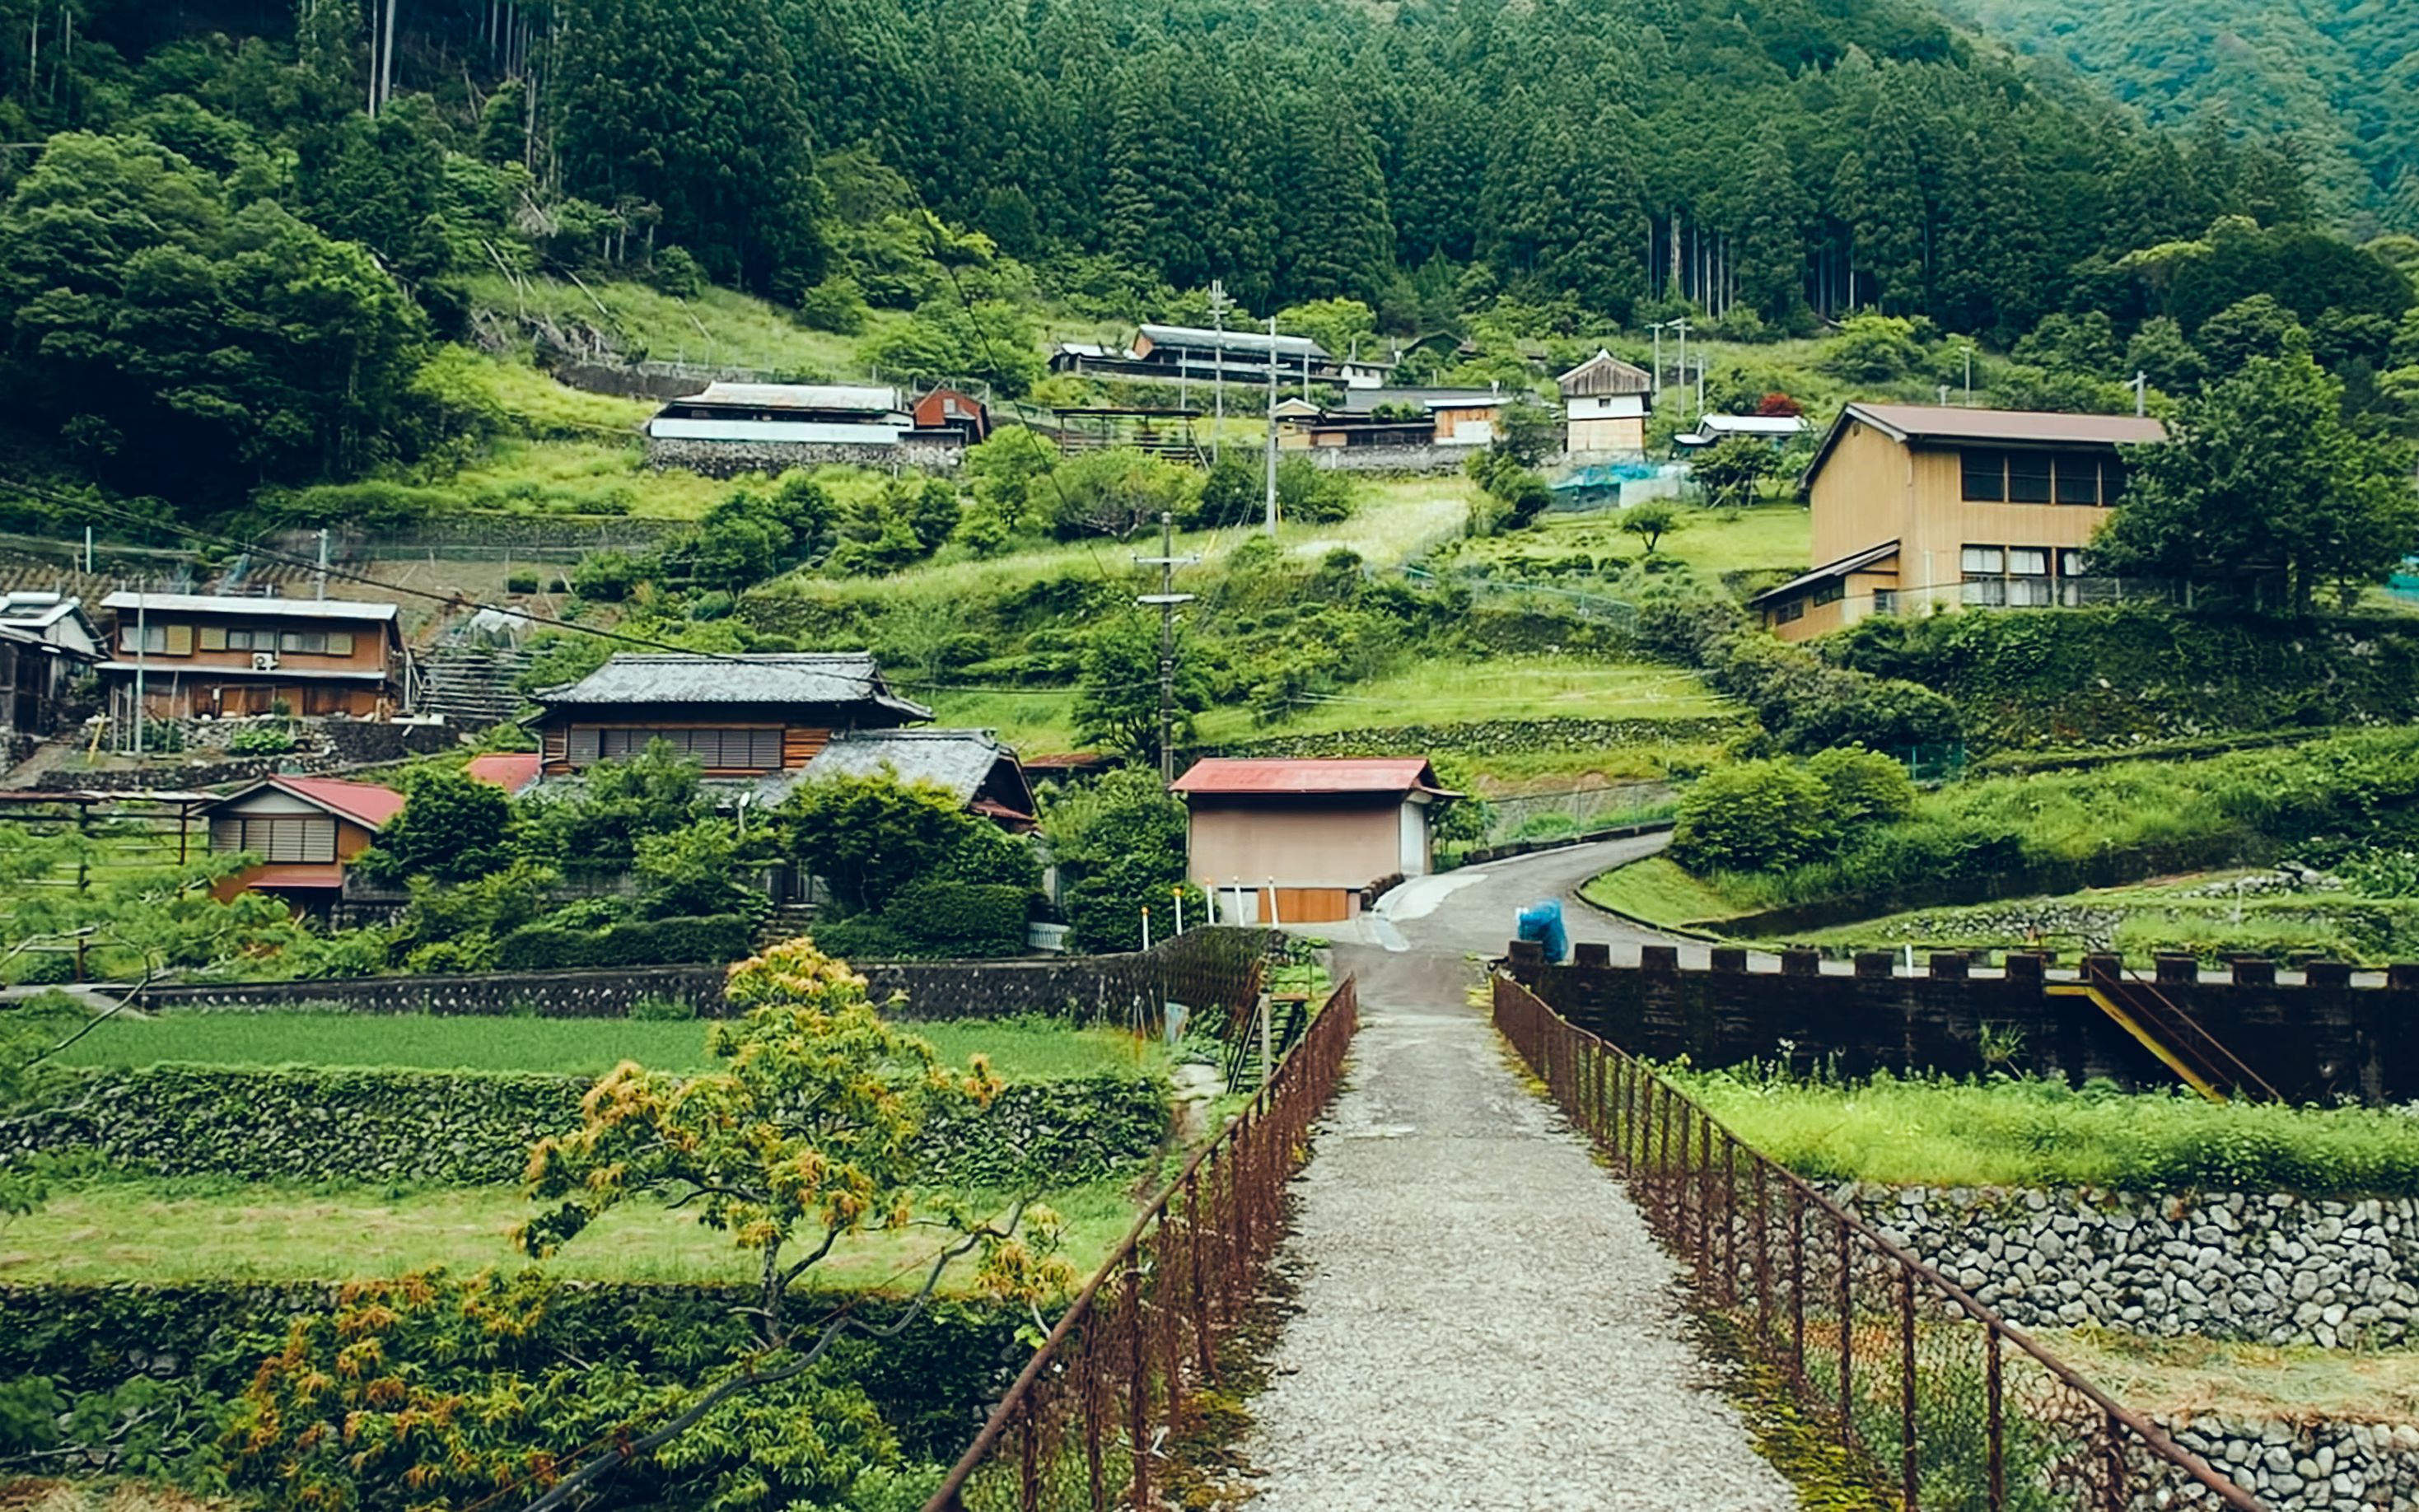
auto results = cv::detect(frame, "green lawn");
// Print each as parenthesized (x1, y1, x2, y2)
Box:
(1676, 1069, 2419, 1194)
(464, 273, 904, 378)
(1439, 502, 1810, 584)
(1580, 855, 1750, 927)
(58, 1013, 1168, 1082)
(933, 656, 1728, 754)
(1191, 656, 1730, 741)
(0, 1175, 1141, 1290)
(434, 435, 734, 520)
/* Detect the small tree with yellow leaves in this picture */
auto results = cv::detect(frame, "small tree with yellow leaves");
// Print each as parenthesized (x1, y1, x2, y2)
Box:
(226, 940, 1074, 1512)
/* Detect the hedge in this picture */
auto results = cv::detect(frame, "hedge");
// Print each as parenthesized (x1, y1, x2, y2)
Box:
(494, 912, 754, 970)
(1196, 715, 1740, 762)
(2, 1066, 1170, 1190)
(0, 1281, 1021, 1459)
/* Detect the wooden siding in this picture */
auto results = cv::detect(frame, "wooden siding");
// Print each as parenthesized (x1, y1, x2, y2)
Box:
(538, 721, 833, 775)
(783, 727, 831, 768)
(1807, 419, 1917, 565)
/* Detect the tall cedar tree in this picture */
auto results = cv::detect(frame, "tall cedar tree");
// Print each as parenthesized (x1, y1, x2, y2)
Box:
(1278, 97, 1395, 306)
(553, 0, 827, 300)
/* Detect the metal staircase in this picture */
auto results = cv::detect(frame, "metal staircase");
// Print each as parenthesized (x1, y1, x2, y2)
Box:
(2047, 963, 2280, 1103)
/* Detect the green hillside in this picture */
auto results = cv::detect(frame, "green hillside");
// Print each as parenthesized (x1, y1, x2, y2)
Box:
(1947, 0, 2419, 231)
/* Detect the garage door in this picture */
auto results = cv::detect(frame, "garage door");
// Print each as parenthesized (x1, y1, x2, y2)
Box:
(1273, 888, 1353, 924)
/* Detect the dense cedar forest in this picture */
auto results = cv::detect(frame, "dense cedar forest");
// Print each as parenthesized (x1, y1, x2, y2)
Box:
(0, 0, 2407, 513)
(1947, 0, 2419, 236)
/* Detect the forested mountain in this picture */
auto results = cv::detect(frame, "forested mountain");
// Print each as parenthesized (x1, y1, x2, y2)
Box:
(1944, 0, 2419, 233)
(0, 0, 2396, 516)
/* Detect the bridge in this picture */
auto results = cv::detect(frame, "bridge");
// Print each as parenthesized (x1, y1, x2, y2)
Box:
(924, 837, 2267, 1511)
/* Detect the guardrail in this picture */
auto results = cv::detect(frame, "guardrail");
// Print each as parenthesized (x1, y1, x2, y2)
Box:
(1492, 972, 2261, 1512)
(923, 976, 1360, 1511)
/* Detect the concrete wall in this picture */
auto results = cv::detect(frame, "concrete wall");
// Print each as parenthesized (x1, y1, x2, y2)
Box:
(646, 436, 964, 477)
(1510, 952, 2419, 1104)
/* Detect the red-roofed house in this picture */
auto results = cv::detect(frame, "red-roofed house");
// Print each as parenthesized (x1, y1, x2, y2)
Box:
(1170, 758, 1457, 924)
(464, 752, 543, 797)
(201, 776, 404, 911)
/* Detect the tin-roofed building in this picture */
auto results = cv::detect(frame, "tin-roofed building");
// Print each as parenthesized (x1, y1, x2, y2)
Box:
(1557, 349, 1655, 455)
(98, 592, 408, 722)
(201, 775, 405, 912)
(647, 382, 913, 446)
(1171, 758, 1458, 924)
(1051, 324, 1348, 386)
(527, 651, 931, 779)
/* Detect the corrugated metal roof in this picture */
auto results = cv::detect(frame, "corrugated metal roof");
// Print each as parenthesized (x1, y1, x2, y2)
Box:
(1337, 387, 1512, 415)
(100, 593, 399, 622)
(1749, 541, 1902, 606)
(1171, 758, 1446, 796)
(679, 381, 901, 413)
(803, 728, 1025, 807)
(532, 652, 932, 718)
(464, 753, 542, 796)
(1846, 403, 2167, 446)
(1692, 413, 1810, 436)
(1140, 324, 1328, 359)
(208, 776, 405, 829)
(1557, 348, 1654, 396)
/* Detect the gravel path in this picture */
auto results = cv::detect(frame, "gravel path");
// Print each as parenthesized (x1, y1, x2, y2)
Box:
(1238, 945, 1800, 1511)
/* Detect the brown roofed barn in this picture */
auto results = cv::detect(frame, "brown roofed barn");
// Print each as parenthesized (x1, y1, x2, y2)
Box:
(1171, 758, 1456, 925)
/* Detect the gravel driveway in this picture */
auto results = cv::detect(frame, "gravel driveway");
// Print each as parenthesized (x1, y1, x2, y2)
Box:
(1238, 945, 1800, 1511)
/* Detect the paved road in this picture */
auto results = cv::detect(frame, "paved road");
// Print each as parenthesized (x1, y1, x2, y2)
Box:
(1237, 944, 1799, 1511)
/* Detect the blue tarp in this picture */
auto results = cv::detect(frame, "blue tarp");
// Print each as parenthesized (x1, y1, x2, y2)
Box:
(1515, 898, 1569, 964)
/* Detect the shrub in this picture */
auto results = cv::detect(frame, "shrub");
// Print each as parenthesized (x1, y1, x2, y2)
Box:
(571, 549, 642, 601)
(629, 993, 699, 1021)
(505, 571, 540, 594)
(493, 914, 752, 970)
(1807, 746, 1917, 828)
(1670, 760, 1837, 872)
(805, 917, 914, 964)
(223, 726, 294, 757)
(885, 880, 1030, 957)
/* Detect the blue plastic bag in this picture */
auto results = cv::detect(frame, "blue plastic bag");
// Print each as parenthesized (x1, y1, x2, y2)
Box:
(1515, 898, 1568, 964)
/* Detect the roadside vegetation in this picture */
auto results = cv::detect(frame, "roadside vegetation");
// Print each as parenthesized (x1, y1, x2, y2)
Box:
(1675, 1066, 2419, 1195)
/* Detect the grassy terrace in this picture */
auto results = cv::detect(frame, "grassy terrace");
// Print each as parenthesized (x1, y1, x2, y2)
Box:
(0, 1176, 1142, 1290)
(57, 1012, 1170, 1081)
(1673, 1070, 2419, 1195)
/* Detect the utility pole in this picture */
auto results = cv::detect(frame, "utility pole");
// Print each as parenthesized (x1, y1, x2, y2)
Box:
(1669, 316, 1693, 420)
(1135, 511, 1198, 785)
(2132, 371, 2148, 417)
(1264, 315, 1279, 538)
(315, 528, 329, 600)
(131, 579, 147, 761)
(1959, 344, 1974, 406)
(1207, 280, 1231, 462)
(1650, 320, 1668, 390)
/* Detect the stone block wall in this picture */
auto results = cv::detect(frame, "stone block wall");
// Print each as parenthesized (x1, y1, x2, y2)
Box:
(645, 436, 964, 477)
(1849, 1185, 2419, 1348)
(138, 926, 1279, 1022)
(1297, 444, 1473, 474)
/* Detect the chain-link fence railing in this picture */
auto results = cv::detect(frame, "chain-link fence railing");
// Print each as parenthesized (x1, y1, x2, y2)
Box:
(1494, 973, 2260, 1512)
(924, 976, 1360, 1512)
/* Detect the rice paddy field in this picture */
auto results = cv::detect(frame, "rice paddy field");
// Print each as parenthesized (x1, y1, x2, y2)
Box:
(55, 1012, 1169, 1081)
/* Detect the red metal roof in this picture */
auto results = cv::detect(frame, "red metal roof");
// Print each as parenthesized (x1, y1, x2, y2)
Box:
(1170, 758, 1447, 797)
(269, 776, 406, 829)
(464, 753, 543, 796)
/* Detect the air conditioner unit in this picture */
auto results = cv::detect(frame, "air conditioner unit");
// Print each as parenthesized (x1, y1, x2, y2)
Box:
(251, 651, 279, 671)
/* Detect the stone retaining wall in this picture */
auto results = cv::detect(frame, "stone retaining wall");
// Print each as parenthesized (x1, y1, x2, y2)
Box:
(1851, 1185, 2419, 1348)
(645, 436, 964, 477)
(138, 926, 1278, 1022)
(2169, 1415, 2419, 1509)
(1297, 444, 1473, 474)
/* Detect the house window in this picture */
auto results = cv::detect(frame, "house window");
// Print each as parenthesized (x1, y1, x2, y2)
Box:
(1873, 589, 1899, 616)
(2007, 453, 2054, 504)
(1960, 546, 2005, 575)
(2102, 456, 2130, 505)
(1772, 599, 1805, 624)
(1964, 544, 2063, 608)
(209, 814, 338, 863)
(2060, 549, 2090, 577)
(1961, 450, 2007, 502)
(304, 684, 351, 716)
(118, 624, 192, 656)
(2055, 453, 2103, 506)
(2008, 548, 2052, 605)
(1813, 580, 1845, 607)
(276, 631, 355, 656)
(573, 726, 783, 771)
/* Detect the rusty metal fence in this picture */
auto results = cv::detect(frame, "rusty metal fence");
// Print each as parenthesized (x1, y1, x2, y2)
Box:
(923, 976, 1360, 1512)
(1494, 973, 2262, 1512)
